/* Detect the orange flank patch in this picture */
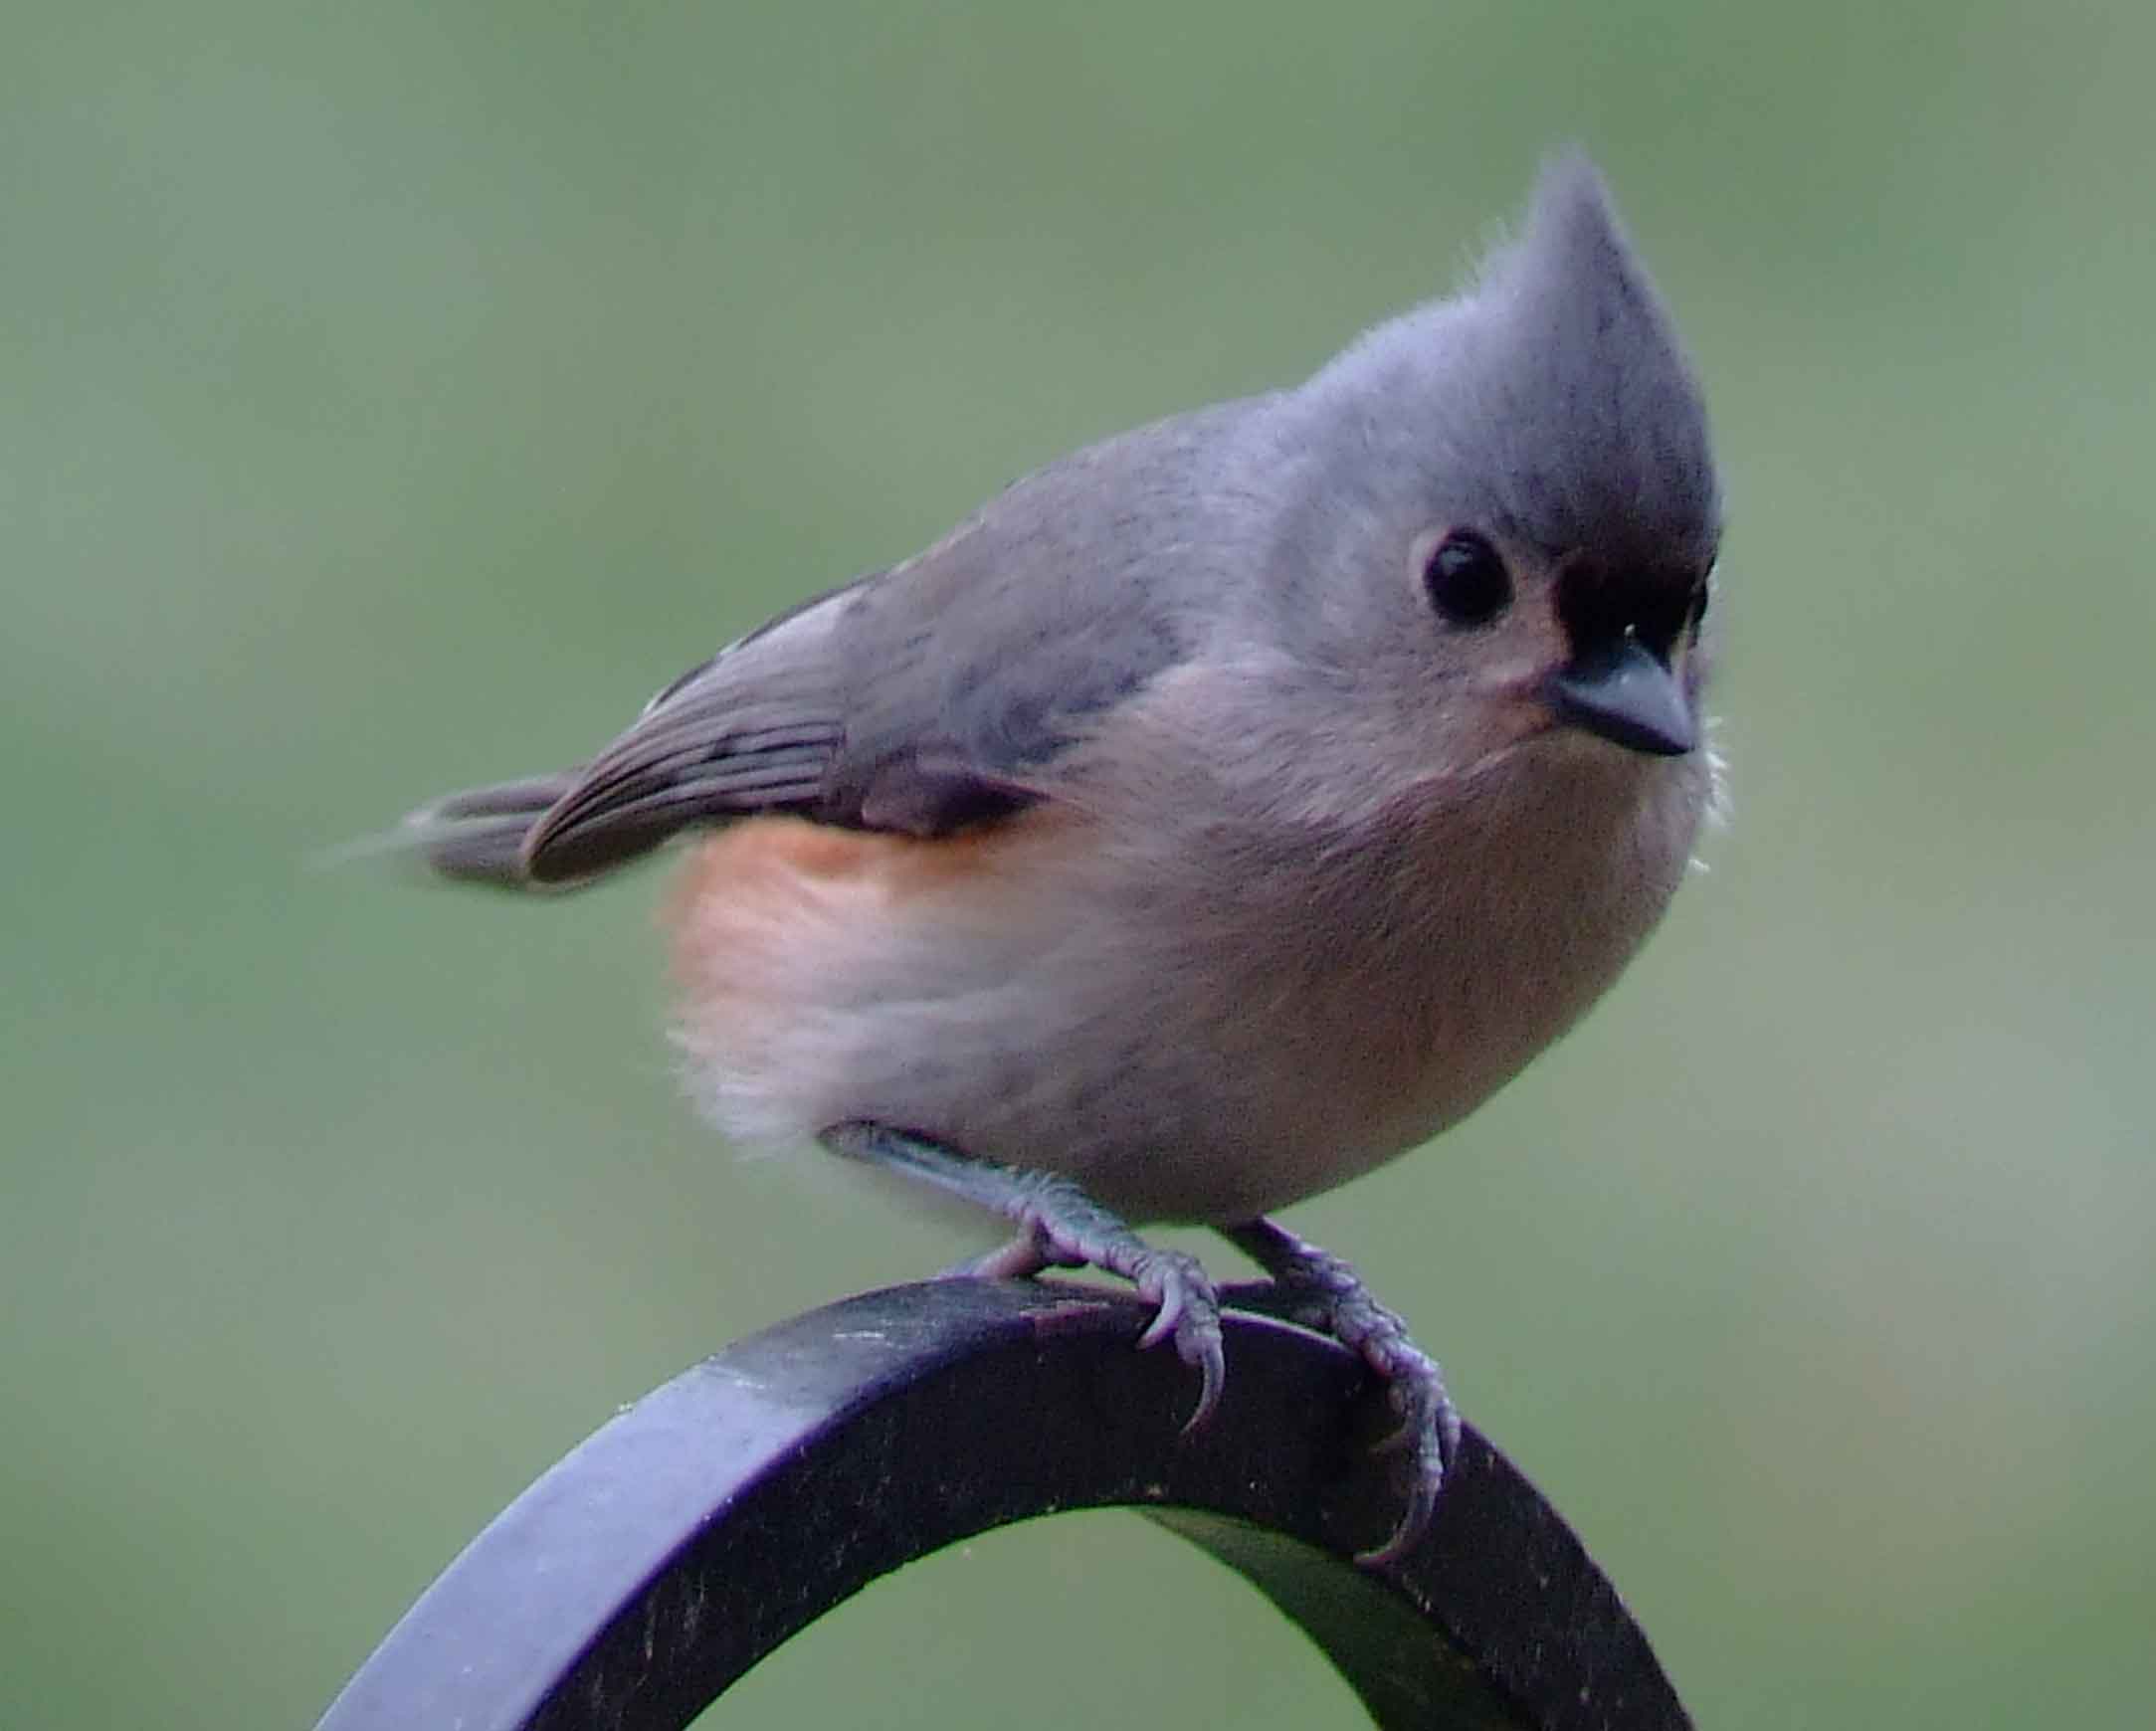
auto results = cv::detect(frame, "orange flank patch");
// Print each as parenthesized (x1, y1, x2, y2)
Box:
(665, 810, 1079, 1039)
(667, 810, 1076, 935)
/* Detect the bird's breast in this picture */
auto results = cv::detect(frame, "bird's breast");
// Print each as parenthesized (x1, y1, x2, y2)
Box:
(664, 750, 1707, 1223)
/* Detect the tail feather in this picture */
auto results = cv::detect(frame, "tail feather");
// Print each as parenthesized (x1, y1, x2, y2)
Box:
(355, 749, 777, 893)
(367, 772, 604, 891)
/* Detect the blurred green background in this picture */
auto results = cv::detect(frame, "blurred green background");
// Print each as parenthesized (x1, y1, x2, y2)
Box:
(5, 1, 2152, 1725)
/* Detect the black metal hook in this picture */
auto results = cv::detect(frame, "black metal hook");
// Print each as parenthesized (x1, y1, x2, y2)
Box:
(316, 1279, 1687, 1730)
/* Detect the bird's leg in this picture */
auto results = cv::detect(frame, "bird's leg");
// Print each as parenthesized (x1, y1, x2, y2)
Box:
(1219, 1218, 1460, 1566)
(820, 1121, 1225, 1429)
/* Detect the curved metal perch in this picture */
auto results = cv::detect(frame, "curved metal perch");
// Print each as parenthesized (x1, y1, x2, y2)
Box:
(316, 1280, 1688, 1729)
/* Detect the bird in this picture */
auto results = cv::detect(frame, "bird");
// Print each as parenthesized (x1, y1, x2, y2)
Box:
(395, 152, 1721, 1565)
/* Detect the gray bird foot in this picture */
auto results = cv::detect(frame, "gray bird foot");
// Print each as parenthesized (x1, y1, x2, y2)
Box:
(1221, 1218, 1460, 1567)
(820, 1122, 1226, 1430)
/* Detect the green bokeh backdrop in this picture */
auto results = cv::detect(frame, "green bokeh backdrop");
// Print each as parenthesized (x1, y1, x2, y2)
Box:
(5, 3, 2152, 1726)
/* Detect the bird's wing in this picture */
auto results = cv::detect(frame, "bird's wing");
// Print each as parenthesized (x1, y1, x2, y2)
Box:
(514, 580, 863, 883)
(516, 406, 1252, 884)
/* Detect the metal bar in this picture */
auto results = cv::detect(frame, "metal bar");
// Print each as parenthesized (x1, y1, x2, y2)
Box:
(316, 1279, 1686, 1730)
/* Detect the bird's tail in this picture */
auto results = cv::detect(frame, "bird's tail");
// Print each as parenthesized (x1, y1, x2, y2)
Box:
(335, 756, 743, 893)
(324, 772, 608, 891)
(398, 773, 585, 887)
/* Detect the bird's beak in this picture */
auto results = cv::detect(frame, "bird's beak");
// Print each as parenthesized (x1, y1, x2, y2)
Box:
(1544, 638, 1696, 757)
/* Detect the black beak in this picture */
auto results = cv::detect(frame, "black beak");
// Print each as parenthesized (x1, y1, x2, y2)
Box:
(1545, 638, 1696, 757)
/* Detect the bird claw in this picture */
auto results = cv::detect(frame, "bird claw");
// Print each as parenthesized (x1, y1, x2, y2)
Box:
(832, 1126, 1454, 1552)
(1222, 1219, 1459, 1566)
(1127, 1249, 1226, 1430)
(1353, 1343, 1457, 1564)
(924, 1167, 1227, 1434)
(1338, 1317, 1456, 1564)
(1015, 1221, 1222, 1431)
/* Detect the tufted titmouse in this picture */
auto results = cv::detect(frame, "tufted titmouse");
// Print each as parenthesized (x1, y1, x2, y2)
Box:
(399, 154, 1720, 1564)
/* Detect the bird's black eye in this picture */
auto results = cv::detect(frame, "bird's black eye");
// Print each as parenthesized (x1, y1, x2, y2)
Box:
(1422, 530, 1512, 627)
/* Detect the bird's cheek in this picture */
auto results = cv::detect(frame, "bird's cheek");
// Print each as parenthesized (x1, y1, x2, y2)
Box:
(1449, 681, 1571, 761)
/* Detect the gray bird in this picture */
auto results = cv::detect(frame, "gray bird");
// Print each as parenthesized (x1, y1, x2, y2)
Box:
(399, 152, 1721, 1564)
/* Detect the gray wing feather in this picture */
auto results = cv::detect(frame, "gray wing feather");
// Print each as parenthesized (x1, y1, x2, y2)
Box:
(495, 396, 1268, 885)
(819, 400, 1263, 819)
(523, 656, 852, 882)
